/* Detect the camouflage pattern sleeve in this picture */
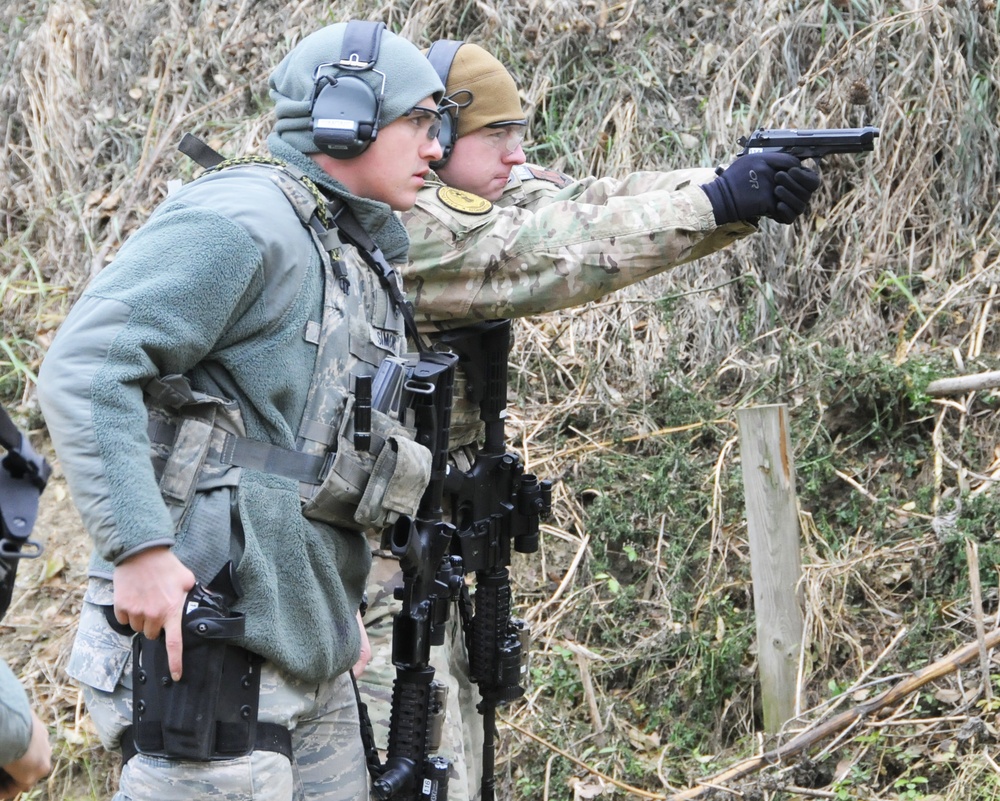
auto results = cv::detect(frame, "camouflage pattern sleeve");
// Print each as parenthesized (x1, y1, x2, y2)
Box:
(400, 167, 755, 326)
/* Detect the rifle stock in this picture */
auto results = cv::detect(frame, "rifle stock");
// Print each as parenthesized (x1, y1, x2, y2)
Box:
(0, 410, 49, 619)
(0, 407, 50, 787)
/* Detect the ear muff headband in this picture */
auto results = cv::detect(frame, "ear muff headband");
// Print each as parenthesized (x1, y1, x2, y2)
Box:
(426, 39, 465, 169)
(311, 20, 387, 159)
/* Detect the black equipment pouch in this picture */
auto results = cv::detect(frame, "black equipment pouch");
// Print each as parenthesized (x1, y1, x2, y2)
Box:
(131, 562, 264, 761)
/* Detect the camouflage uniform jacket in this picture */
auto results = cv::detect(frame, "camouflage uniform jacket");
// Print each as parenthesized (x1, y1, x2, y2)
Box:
(400, 162, 754, 446)
(37, 145, 408, 684)
(400, 162, 755, 325)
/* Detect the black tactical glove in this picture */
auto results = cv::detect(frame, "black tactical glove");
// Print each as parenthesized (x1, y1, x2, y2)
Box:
(701, 151, 821, 225)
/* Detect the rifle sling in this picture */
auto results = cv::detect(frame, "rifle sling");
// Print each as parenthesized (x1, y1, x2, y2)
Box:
(325, 201, 431, 355)
(0, 407, 22, 454)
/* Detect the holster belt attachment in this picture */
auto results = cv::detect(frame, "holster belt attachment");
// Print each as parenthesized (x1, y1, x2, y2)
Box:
(120, 721, 292, 765)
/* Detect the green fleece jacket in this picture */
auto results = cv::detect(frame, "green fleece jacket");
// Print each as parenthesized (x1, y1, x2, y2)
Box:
(37, 136, 409, 682)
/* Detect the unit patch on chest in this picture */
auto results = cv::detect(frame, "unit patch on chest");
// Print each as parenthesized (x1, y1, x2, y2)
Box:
(437, 186, 493, 215)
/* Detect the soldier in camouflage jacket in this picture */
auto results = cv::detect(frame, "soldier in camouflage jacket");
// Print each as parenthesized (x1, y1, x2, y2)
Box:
(358, 40, 821, 801)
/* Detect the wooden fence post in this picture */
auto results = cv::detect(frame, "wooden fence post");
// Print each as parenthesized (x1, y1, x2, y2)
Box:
(736, 404, 804, 733)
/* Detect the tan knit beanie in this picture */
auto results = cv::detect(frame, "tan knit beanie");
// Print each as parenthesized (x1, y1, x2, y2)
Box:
(441, 43, 525, 137)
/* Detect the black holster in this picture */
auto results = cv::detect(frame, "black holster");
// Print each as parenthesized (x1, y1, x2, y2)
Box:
(130, 563, 264, 761)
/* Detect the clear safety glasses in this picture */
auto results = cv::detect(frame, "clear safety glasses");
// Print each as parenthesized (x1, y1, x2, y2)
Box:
(481, 124, 526, 154)
(404, 106, 444, 141)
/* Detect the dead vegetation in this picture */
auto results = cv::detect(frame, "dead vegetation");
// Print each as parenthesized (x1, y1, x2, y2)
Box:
(3, 0, 1000, 799)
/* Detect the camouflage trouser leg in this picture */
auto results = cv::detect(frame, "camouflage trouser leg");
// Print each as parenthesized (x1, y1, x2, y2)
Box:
(290, 672, 369, 801)
(114, 746, 294, 801)
(358, 550, 484, 801)
(70, 578, 368, 801)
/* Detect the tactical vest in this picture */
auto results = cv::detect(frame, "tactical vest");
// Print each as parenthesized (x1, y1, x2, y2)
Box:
(147, 155, 431, 535)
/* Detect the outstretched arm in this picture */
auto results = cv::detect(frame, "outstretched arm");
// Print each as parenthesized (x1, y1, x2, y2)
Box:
(402, 168, 755, 324)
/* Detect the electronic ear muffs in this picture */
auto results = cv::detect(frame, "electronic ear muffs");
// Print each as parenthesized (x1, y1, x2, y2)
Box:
(426, 39, 467, 170)
(311, 21, 386, 159)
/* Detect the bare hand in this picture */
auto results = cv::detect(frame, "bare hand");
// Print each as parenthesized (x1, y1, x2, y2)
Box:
(114, 546, 195, 681)
(0, 709, 52, 799)
(352, 610, 372, 678)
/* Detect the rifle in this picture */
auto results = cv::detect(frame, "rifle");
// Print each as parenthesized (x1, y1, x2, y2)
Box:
(0, 406, 49, 789)
(368, 348, 462, 801)
(737, 126, 880, 161)
(365, 321, 551, 801)
(436, 320, 552, 801)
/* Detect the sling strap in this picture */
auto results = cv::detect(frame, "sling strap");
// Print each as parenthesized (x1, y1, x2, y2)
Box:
(177, 133, 225, 170)
(326, 200, 430, 355)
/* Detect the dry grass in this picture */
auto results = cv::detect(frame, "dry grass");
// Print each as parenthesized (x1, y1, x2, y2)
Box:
(3, 0, 1000, 799)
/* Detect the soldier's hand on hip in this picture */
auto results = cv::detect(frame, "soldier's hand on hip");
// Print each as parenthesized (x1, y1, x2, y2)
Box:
(113, 546, 195, 681)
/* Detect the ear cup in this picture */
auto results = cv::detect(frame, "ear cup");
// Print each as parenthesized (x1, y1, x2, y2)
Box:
(430, 107, 457, 170)
(311, 74, 380, 159)
(425, 39, 464, 169)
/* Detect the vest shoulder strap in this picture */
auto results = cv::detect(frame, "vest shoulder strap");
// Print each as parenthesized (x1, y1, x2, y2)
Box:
(178, 133, 225, 170)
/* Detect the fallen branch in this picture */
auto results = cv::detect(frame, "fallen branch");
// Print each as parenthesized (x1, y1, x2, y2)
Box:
(925, 370, 1000, 397)
(501, 715, 670, 799)
(668, 627, 1000, 799)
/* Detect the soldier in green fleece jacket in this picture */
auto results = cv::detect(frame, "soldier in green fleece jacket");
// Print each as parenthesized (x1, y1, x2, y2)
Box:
(37, 20, 444, 801)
